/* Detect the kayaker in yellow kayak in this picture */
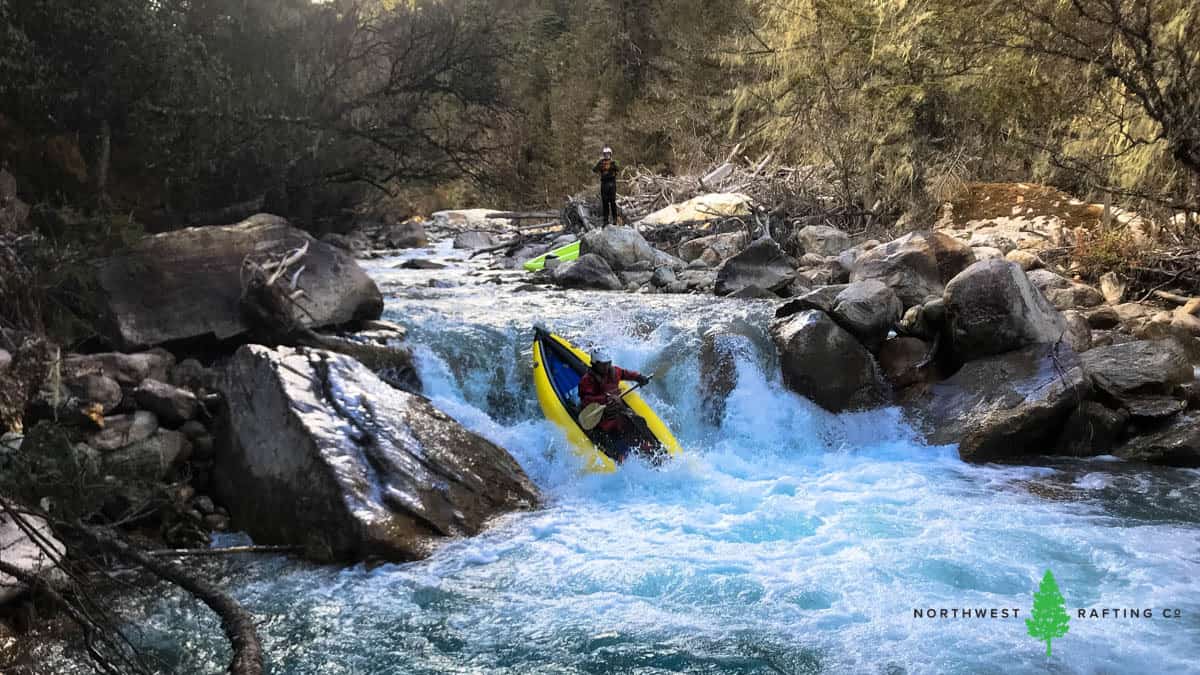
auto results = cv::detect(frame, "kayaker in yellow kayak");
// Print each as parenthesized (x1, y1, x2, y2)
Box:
(578, 353, 657, 463)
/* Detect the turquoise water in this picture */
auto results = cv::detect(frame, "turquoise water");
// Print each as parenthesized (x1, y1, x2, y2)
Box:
(41, 243, 1200, 673)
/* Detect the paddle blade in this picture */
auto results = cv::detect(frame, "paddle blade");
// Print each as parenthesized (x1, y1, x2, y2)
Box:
(579, 403, 605, 430)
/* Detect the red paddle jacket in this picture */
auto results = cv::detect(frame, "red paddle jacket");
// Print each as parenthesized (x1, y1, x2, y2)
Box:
(579, 366, 645, 432)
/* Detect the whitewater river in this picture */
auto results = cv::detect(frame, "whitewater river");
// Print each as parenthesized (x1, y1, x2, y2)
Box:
(42, 242, 1200, 673)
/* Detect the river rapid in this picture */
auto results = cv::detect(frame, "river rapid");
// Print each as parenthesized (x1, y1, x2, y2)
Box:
(43, 242, 1200, 673)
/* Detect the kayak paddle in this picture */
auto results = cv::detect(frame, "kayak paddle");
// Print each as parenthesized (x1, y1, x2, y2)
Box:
(579, 377, 652, 431)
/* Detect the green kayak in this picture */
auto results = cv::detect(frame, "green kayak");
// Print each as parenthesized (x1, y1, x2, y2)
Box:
(523, 240, 580, 272)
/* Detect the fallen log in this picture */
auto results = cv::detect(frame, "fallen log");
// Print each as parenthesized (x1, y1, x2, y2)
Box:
(486, 211, 560, 220)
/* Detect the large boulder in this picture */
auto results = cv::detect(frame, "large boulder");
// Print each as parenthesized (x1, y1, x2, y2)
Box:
(798, 225, 851, 257)
(829, 280, 903, 352)
(1116, 412, 1200, 467)
(380, 219, 428, 248)
(699, 326, 750, 426)
(429, 209, 512, 234)
(908, 343, 1090, 462)
(452, 231, 500, 250)
(551, 254, 623, 291)
(1027, 269, 1104, 310)
(927, 231, 977, 282)
(92, 215, 383, 349)
(678, 231, 747, 263)
(715, 236, 795, 296)
(850, 232, 943, 308)
(215, 346, 539, 562)
(581, 226, 659, 271)
(877, 337, 937, 390)
(944, 259, 1068, 361)
(1079, 339, 1193, 399)
(770, 310, 887, 412)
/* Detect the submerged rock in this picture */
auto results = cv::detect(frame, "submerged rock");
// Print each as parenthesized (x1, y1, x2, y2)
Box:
(715, 236, 795, 296)
(770, 310, 887, 412)
(909, 343, 1089, 463)
(944, 259, 1067, 362)
(215, 346, 539, 562)
(92, 215, 383, 349)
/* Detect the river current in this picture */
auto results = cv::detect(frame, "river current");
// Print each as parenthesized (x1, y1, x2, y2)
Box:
(40, 242, 1200, 673)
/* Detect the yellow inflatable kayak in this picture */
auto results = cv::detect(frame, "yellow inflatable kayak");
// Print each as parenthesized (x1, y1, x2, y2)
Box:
(531, 328, 682, 473)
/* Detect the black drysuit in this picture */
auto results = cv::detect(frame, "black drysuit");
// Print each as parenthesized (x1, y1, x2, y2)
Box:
(593, 158, 621, 225)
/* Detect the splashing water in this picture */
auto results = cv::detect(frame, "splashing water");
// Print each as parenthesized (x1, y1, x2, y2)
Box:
(43, 243, 1200, 673)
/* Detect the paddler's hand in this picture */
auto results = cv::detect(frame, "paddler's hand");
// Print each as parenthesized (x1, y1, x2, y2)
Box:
(634, 374, 650, 386)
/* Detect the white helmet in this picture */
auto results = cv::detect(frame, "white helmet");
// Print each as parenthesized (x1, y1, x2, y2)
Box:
(602, 146, 612, 155)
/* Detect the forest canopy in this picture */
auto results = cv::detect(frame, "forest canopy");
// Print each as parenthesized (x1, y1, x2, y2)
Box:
(1, 0, 1196, 233)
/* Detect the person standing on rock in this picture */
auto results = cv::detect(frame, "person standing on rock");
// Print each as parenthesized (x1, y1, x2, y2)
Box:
(592, 146, 621, 226)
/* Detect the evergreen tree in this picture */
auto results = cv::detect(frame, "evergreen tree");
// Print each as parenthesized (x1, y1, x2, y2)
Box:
(1026, 569, 1071, 657)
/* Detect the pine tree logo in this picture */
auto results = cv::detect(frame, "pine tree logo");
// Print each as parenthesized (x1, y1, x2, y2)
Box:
(1026, 569, 1071, 657)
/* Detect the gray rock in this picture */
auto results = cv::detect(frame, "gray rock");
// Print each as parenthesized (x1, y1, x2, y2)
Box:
(65, 373, 123, 413)
(321, 233, 359, 252)
(1056, 402, 1127, 457)
(169, 358, 209, 391)
(877, 337, 935, 390)
(715, 236, 795, 296)
(1062, 310, 1092, 353)
(1099, 272, 1126, 304)
(1005, 249, 1042, 271)
(1080, 339, 1192, 397)
(678, 269, 717, 291)
(88, 411, 159, 451)
(619, 270, 654, 289)
(678, 231, 747, 262)
(552, 254, 623, 291)
(380, 219, 428, 248)
(850, 232, 943, 309)
(398, 258, 447, 270)
(968, 232, 1016, 253)
(103, 429, 187, 480)
(770, 310, 887, 412)
(134, 379, 199, 426)
(64, 350, 175, 387)
(581, 226, 659, 271)
(908, 343, 1089, 462)
(1122, 395, 1187, 420)
(651, 266, 677, 287)
(0, 169, 31, 234)
(775, 285, 850, 319)
(452, 231, 499, 250)
(193, 495, 216, 515)
(830, 280, 903, 352)
(700, 325, 759, 425)
(653, 250, 688, 272)
(798, 225, 851, 256)
(799, 252, 826, 267)
(92, 215, 383, 349)
(1027, 269, 1105, 310)
(215, 345, 539, 562)
(944, 259, 1068, 361)
(686, 257, 710, 270)
(1116, 411, 1200, 466)
(898, 298, 947, 341)
(927, 231, 977, 283)
(1084, 306, 1121, 329)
